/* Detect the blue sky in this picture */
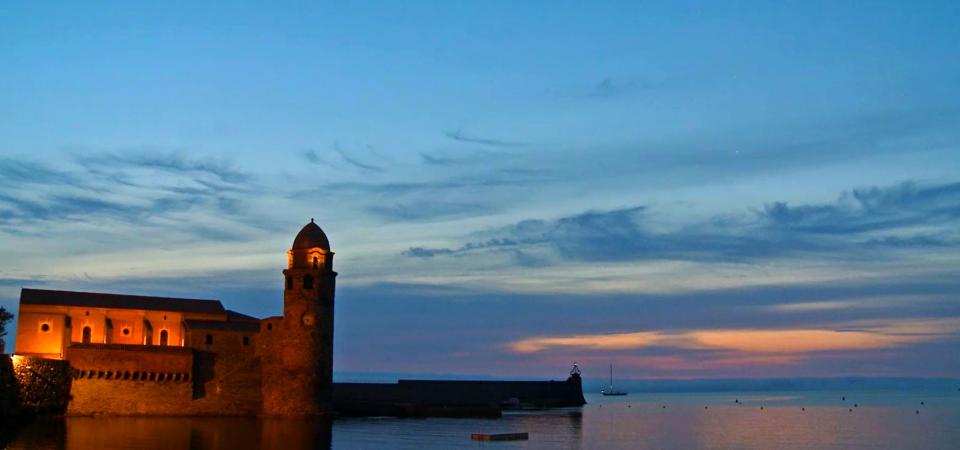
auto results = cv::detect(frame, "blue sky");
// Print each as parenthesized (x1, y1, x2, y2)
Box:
(1, 1, 959, 379)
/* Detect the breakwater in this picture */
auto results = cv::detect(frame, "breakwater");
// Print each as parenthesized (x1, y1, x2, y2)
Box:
(333, 375, 586, 417)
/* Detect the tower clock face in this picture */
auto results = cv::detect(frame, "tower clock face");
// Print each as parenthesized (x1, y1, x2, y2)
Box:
(301, 314, 315, 326)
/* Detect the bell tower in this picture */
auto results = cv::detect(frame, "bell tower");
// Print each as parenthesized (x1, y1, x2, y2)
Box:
(264, 218, 336, 415)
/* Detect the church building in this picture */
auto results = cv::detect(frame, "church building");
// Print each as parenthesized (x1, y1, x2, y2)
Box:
(11, 219, 336, 416)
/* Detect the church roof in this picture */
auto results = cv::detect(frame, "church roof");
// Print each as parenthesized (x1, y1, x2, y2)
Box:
(20, 288, 226, 315)
(292, 219, 331, 251)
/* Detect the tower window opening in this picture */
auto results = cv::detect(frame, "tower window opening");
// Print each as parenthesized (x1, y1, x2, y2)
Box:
(266, 323, 273, 331)
(205, 334, 214, 345)
(82, 326, 92, 344)
(122, 327, 131, 336)
(159, 329, 169, 346)
(303, 275, 314, 289)
(243, 336, 250, 346)
(286, 276, 293, 289)
(40, 323, 51, 333)
(313, 256, 319, 269)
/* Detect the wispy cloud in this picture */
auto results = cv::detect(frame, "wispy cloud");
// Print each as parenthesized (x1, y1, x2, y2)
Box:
(302, 150, 331, 167)
(75, 151, 249, 184)
(0, 157, 79, 188)
(0, 151, 274, 241)
(404, 180, 960, 263)
(367, 202, 491, 222)
(418, 149, 508, 166)
(334, 142, 384, 172)
(444, 129, 526, 147)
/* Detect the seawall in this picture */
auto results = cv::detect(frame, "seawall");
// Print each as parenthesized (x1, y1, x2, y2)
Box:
(333, 375, 586, 417)
(65, 345, 262, 416)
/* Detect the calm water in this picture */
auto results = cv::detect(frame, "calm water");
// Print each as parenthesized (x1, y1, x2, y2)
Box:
(3, 390, 958, 449)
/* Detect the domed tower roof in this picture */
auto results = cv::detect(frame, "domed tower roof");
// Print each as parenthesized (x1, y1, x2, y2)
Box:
(292, 218, 330, 251)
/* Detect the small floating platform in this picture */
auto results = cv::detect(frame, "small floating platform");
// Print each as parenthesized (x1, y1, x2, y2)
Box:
(471, 432, 529, 441)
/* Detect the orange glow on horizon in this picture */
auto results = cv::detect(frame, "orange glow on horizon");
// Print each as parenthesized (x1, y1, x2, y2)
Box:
(509, 320, 953, 355)
(510, 331, 661, 353)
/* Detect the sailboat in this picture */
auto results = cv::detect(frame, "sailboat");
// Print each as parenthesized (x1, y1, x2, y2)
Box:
(601, 364, 627, 396)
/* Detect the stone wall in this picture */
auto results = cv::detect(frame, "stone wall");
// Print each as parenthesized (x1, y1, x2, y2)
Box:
(66, 351, 262, 416)
(60, 328, 263, 416)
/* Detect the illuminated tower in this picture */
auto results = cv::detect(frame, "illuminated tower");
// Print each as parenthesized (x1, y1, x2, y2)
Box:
(264, 218, 336, 415)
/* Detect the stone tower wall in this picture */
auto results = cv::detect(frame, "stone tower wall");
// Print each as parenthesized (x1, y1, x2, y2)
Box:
(261, 249, 336, 416)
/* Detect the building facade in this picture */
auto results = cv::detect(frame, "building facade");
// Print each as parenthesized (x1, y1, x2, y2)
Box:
(11, 220, 335, 416)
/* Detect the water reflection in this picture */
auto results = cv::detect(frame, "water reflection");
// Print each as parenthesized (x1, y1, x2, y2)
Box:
(1, 417, 332, 450)
(2, 391, 958, 449)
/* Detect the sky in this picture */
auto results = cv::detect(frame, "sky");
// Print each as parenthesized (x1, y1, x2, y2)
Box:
(1, 1, 959, 380)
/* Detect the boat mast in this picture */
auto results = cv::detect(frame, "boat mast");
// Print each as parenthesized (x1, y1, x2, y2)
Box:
(609, 364, 613, 388)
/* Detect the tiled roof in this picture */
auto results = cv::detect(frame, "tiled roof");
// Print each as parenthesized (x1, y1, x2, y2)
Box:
(20, 288, 225, 315)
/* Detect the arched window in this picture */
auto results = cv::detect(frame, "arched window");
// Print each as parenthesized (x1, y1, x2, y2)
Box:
(82, 326, 92, 344)
(159, 329, 169, 346)
(313, 256, 319, 269)
(303, 275, 314, 289)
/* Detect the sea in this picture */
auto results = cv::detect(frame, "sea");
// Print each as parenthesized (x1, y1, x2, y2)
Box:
(2, 388, 959, 449)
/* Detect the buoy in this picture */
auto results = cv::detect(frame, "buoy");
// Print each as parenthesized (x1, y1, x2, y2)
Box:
(801, 407, 805, 411)
(849, 408, 853, 412)
(662, 405, 666, 409)
(854, 404, 858, 408)
(704, 406, 708, 409)
(920, 401, 925, 406)
(842, 396, 846, 401)
(916, 410, 920, 414)
(760, 406, 764, 410)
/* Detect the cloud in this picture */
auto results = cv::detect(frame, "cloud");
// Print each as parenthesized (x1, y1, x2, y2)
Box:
(334, 143, 384, 172)
(0, 151, 274, 242)
(404, 180, 960, 263)
(511, 331, 661, 353)
(418, 149, 509, 166)
(75, 151, 249, 184)
(302, 150, 331, 166)
(444, 129, 526, 147)
(367, 202, 491, 222)
(592, 78, 648, 98)
(0, 157, 78, 188)
(759, 181, 960, 234)
(509, 319, 957, 355)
